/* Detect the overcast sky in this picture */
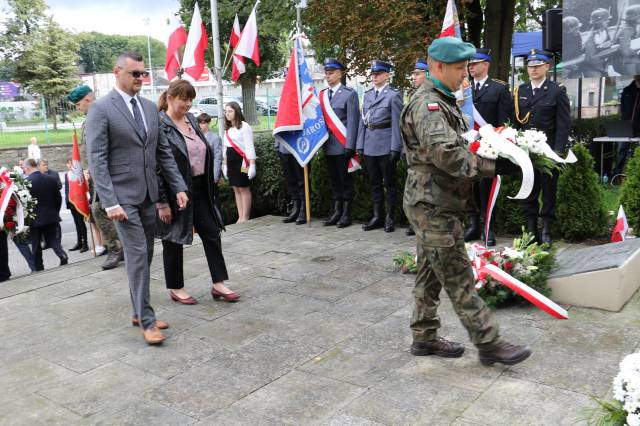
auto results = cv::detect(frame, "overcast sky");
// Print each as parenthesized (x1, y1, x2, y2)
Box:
(0, 0, 182, 45)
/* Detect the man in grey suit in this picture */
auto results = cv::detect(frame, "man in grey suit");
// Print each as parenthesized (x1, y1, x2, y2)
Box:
(357, 60, 404, 232)
(86, 51, 188, 345)
(320, 58, 360, 229)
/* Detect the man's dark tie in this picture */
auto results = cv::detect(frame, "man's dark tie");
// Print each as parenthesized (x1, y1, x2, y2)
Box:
(532, 87, 538, 97)
(130, 98, 147, 140)
(476, 82, 481, 92)
(329, 89, 333, 101)
(374, 90, 379, 100)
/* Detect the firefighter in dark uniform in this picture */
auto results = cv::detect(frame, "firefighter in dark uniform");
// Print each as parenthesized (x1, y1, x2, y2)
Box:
(464, 48, 513, 246)
(514, 49, 570, 246)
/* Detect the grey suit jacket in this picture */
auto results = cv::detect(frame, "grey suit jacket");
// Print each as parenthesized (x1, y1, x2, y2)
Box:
(356, 85, 403, 156)
(321, 85, 360, 155)
(85, 89, 186, 208)
(204, 131, 223, 181)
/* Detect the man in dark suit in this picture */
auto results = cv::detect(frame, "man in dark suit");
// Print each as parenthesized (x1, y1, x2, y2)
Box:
(23, 158, 68, 270)
(319, 58, 360, 229)
(465, 48, 513, 246)
(514, 49, 570, 246)
(86, 51, 188, 345)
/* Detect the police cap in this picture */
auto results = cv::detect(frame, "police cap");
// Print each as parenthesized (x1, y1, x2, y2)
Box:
(469, 48, 491, 64)
(324, 58, 345, 71)
(415, 58, 428, 71)
(526, 49, 553, 66)
(370, 60, 392, 73)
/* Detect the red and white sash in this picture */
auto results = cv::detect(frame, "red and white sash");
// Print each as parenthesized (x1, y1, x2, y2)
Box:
(225, 129, 249, 171)
(319, 89, 361, 173)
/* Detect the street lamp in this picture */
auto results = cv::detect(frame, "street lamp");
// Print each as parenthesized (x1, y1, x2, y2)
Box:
(143, 17, 156, 98)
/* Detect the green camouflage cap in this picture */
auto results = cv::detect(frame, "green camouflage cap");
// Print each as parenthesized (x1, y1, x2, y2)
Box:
(427, 37, 476, 64)
(67, 85, 92, 103)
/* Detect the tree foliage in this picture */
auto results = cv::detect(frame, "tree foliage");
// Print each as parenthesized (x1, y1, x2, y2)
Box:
(0, 0, 47, 79)
(621, 147, 640, 234)
(76, 32, 167, 74)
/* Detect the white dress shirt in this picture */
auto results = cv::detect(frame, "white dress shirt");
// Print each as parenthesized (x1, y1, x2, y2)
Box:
(114, 86, 148, 132)
(223, 122, 256, 160)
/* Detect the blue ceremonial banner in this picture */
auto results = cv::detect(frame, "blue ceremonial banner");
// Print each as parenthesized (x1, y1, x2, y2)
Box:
(273, 37, 328, 167)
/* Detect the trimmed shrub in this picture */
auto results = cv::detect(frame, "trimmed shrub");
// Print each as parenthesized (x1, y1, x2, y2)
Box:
(556, 143, 608, 240)
(494, 176, 526, 235)
(621, 147, 640, 233)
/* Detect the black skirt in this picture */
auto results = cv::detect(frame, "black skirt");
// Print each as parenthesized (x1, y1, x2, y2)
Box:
(226, 147, 250, 187)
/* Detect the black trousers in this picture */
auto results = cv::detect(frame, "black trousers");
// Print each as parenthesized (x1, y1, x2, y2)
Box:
(614, 141, 637, 176)
(162, 183, 229, 289)
(69, 205, 87, 244)
(364, 154, 397, 206)
(522, 168, 559, 220)
(325, 153, 354, 202)
(31, 224, 67, 271)
(0, 232, 9, 282)
(279, 152, 305, 201)
(470, 178, 496, 226)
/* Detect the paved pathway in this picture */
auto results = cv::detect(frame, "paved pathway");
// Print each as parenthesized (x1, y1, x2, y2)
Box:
(1, 215, 637, 425)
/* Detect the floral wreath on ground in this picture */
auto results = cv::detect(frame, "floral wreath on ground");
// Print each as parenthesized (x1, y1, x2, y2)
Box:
(0, 169, 37, 240)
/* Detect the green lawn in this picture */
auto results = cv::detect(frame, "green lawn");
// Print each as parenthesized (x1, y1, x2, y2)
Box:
(603, 184, 622, 214)
(0, 129, 76, 148)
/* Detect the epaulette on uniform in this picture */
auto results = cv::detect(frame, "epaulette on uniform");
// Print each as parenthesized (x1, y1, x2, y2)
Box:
(365, 87, 374, 93)
(389, 86, 400, 92)
(493, 78, 508, 85)
(342, 86, 354, 92)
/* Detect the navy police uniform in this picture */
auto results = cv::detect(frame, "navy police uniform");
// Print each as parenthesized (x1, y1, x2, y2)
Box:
(320, 58, 360, 228)
(356, 60, 404, 232)
(465, 48, 513, 246)
(514, 49, 570, 245)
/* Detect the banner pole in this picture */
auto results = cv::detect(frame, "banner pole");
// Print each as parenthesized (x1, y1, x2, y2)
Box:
(303, 164, 311, 224)
(88, 218, 97, 257)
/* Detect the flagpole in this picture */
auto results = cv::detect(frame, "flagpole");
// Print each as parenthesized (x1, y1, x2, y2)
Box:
(209, 0, 225, 139)
(295, 2, 311, 225)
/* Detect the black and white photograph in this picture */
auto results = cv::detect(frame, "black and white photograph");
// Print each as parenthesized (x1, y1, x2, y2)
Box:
(564, 0, 640, 78)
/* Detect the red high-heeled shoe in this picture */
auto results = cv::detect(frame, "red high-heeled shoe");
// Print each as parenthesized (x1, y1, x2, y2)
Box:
(211, 288, 240, 302)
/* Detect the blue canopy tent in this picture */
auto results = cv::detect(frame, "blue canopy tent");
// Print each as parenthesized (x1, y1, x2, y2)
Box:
(511, 31, 543, 89)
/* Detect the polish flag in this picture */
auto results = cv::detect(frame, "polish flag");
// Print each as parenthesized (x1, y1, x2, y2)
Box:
(440, 0, 462, 38)
(68, 130, 90, 219)
(234, 3, 261, 66)
(611, 205, 630, 242)
(230, 14, 245, 82)
(182, 2, 209, 81)
(165, 17, 187, 81)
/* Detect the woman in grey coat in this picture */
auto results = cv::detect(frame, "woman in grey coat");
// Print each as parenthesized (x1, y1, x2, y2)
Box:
(156, 80, 239, 304)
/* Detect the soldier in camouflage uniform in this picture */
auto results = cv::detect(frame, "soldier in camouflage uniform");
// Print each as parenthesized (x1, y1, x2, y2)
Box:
(400, 37, 531, 366)
(68, 85, 124, 270)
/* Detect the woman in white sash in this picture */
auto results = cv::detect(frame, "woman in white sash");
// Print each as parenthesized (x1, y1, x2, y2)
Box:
(223, 102, 256, 223)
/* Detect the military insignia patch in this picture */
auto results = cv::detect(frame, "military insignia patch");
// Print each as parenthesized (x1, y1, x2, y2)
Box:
(427, 103, 439, 111)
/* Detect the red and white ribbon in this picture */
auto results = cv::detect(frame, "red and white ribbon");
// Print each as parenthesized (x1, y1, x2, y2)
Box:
(319, 89, 361, 173)
(484, 175, 501, 246)
(0, 167, 25, 233)
(468, 243, 568, 319)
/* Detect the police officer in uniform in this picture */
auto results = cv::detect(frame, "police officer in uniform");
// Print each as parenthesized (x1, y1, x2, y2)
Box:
(464, 48, 513, 246)
(357, 60, 404, 232)
(320, 58, 360, 228)
(514, 50, 570, 246)
(401, 37, 530, 366)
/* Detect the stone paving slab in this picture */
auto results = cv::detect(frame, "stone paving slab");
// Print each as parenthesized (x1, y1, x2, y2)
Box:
(1, 215, 639, 425)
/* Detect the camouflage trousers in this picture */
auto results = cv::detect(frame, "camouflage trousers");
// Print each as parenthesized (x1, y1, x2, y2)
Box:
(404, 202, 499, 346)
(91, 200, 121, 253)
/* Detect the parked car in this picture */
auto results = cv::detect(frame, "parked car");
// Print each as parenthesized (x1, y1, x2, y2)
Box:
(255, 96, 278, 115)
(188, 96, 244, 117)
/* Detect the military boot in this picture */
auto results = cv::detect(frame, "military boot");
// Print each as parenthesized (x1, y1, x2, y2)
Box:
(481, 227, 496, 247)
(478, 340, 532, 366)
(526, 217, 539, 242)
(102, 249, 123, 270)
(541, 218, 553, 246)
(283, 199, 300, 224)
(405, 227, 415, 236)
(337, 201, 352, 228)
(384, 203, 395, 232)
(79, 238, 89, 253)
(362, 203, 384, 231)
(464, 215, 481, 242)
(295, 198, 307, 225)
(323, 201, 342, 226)
(411, 337, 465, 358)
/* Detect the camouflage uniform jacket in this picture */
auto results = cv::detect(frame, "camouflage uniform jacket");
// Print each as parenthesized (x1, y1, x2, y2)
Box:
(400, 78, 495, 212)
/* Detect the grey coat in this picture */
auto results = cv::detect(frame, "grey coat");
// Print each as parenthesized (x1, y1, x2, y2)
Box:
(356, 85, 404, 156)
(156, 112, 225, 245)
(321, 85, 360, 155)
(85, 89, 186, 208)
(204, 131, 223, 181)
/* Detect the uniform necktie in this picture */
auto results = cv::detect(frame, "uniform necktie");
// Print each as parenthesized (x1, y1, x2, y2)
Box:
(329, 89, 333, 101)
(476, 82, 481, 92)
(532, 87, 538, 97)
(130, 98, 147, 140)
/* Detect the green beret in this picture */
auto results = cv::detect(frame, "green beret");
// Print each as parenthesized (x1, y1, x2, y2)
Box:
(67, 85, 92, 103)
(427, 37, 476, 64)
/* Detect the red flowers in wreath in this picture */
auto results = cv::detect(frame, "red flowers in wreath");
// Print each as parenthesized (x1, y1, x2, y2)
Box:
(469, 140, 481, 153)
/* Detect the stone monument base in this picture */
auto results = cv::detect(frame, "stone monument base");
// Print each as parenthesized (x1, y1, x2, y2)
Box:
(548, 239, 640, 312)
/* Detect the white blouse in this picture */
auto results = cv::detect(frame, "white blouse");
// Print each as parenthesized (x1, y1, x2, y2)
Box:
(28, 144, 41, 161)
(224, 122, 256, 160)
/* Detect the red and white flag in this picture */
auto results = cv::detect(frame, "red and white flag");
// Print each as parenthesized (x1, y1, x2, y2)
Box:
(440, 0, 462, 38)
(165, 17, 188, 81)
(611, 205, 629, 242)
(68, 130, 90, 219)
(230, 14, 245, 82)
(182, 2, 209, 82)
(235, 2, 261, 66)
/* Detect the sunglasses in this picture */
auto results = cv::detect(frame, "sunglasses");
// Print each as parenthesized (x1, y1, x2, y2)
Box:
(127, 70, 150, 78)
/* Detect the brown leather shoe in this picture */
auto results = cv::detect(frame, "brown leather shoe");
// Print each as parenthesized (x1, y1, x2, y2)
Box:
(478, 340, 531, 366)
(142, 326, 165, 345)
(410, 337, 465, 358)
(170, 290, 198, 305)
(131, 318, 169, 329)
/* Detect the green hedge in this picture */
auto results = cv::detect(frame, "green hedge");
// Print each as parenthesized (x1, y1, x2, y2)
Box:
(621, 147, 640, 233)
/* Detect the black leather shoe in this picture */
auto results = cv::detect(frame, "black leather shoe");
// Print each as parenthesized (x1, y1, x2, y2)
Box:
(336, 201, 352, 228)
(283, 199, 300, 224)
(464, 215, 481, 242)
(295, 199, 307, 225)
(102, 250, 122, 270)
(405, 227, 415, 236)
(411, 337, 465, 358)
(323, 201, 342, 226)
(541, 219, 552, 246)
(384, 215, 395, 232)
(362, 203, 384, 231)
(478, 340, 531, 366)
(79, 244, 89, 253)
(59, 257, 68, 266)
(69, 243, 81, 251)
(485, 229, 496, 246)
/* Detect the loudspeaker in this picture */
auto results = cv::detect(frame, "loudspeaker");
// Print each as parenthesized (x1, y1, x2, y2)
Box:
(543, 8, 563, 53)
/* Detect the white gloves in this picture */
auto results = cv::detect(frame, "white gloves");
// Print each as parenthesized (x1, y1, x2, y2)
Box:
(222, 164, 228, 179)
(248, 164, 256, 180)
